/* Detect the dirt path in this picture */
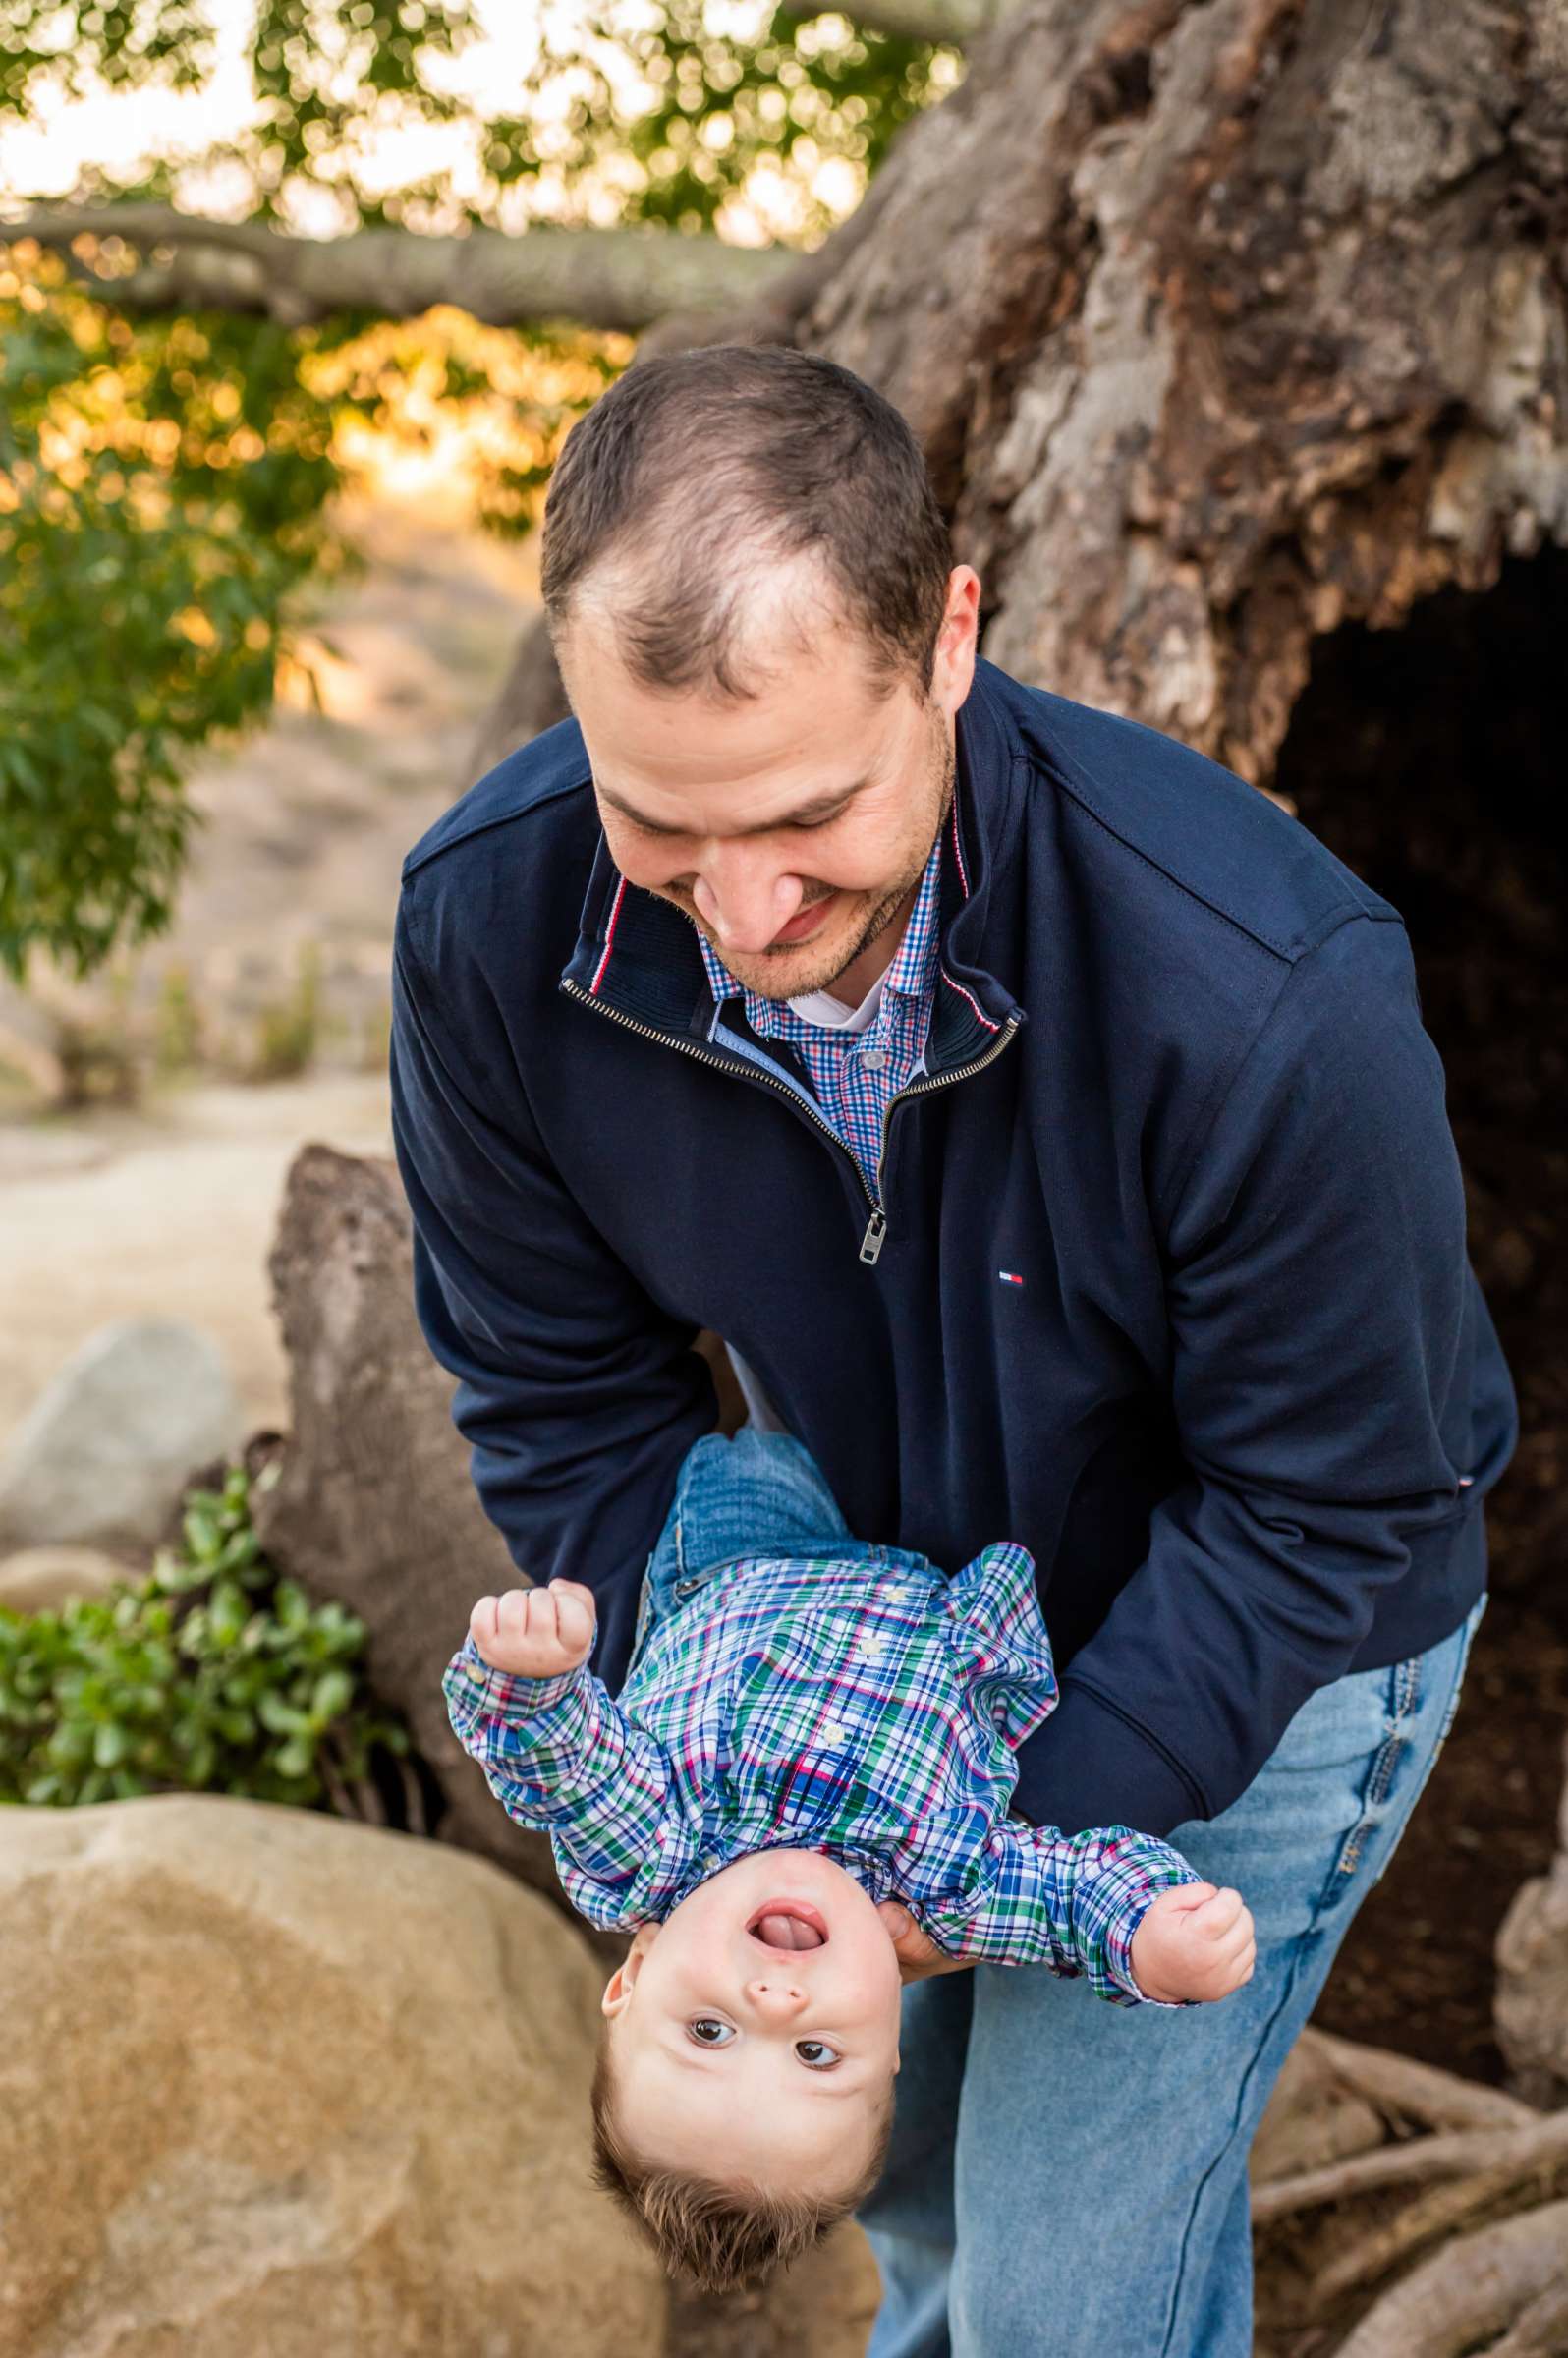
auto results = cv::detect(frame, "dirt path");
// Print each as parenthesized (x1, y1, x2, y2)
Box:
(0, 489, 537, 1455)
(0, 1078, 394, 1453)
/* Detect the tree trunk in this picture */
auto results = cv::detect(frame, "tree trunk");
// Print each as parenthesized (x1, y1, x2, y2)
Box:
(472, 0, 1568, 779)
(245, 1146, 560, 1887)
(243, 1143, 743, 1957)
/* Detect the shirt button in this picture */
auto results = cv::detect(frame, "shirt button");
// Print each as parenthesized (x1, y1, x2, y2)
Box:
(822, 1719, 849, 1743)
(861, 1047, 886, 1070)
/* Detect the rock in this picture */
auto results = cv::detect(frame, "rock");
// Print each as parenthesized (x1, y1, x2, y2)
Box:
(0, 1544, 134, 1616)
(243, 1147, 746, 1951)
(1494, 1731, 1568, 2107)
(0, 1794, 666, 2358)
(0, 1319, 246, 1553)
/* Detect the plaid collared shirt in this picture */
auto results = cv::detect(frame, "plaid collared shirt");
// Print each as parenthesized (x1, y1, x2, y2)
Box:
(693, 824, 944, 1192)
(442, 1539, 1203, 2007)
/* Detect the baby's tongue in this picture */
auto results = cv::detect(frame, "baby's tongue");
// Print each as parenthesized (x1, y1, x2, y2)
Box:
(756, 1912, 824, 1950)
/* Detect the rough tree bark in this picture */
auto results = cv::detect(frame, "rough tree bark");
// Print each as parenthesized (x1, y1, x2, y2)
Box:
(471, 0, 1568, 788)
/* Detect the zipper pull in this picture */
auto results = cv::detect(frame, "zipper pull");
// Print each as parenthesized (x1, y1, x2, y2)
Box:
(859, 1210, 887, 1265)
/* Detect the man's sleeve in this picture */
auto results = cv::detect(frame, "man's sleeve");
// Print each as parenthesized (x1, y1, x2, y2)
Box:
(1010, 910, 1492, 1839)
(389, 876, 719, 1698)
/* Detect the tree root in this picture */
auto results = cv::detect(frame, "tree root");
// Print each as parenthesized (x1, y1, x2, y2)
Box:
(1302, 2027, 1540, 2136)
(1254, 2121, 1538, 2225)
(1331, 2199, 1568, 2358)
(1313, 2110, 1568, 2305)
(1483, 2270, 1568, 2358)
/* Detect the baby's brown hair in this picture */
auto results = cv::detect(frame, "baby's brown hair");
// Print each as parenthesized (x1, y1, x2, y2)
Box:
(588, 2033, 895, 2292)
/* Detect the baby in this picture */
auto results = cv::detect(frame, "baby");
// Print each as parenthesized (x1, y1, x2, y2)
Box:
(442, 1430, 1255, 2294)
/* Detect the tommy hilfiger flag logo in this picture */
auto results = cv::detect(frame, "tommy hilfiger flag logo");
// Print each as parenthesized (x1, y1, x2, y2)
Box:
(998, 1270, 1025, 1287)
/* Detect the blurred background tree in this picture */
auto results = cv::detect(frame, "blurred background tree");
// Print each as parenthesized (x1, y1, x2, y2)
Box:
(0, 0, 965, 982)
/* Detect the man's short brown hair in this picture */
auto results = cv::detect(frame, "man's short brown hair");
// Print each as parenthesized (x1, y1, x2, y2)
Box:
(539, 341, 955, 706)
(588, 2030, 895, 2293)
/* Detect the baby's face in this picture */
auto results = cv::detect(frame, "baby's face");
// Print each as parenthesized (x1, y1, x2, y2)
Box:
(601, 1846, 904, 2193)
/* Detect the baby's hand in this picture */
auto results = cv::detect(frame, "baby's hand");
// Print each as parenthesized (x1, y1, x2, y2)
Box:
(468, 1580, 596, 1679)
(1129, 1882, 1256, 2004)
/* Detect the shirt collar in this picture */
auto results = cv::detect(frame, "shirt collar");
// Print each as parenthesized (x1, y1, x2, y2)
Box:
(694, 822, 944, 1016)
(559, 657, 1030, 1070)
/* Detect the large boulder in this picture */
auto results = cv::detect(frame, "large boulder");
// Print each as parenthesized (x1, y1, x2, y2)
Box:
(0, 1319, 245, 1552)
(0, 1794, 666, 2358)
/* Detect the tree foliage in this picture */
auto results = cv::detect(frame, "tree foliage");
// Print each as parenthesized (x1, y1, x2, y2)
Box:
(0, 2, 954, 979)
(0, 253, 345, 980)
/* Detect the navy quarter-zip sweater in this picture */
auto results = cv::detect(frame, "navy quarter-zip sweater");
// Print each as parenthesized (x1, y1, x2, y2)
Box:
(389, 657, 1518, 1840)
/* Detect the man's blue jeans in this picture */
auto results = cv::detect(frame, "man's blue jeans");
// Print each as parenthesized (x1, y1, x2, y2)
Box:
(856, 1586, 1488, 2358)
(634, 1424, 924, 1650)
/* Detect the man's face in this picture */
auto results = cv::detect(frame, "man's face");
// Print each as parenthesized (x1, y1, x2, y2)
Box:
(556, 557, 980, 1003)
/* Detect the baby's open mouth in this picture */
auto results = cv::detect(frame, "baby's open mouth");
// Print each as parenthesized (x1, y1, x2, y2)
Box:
(747, 1898, 829, 1951)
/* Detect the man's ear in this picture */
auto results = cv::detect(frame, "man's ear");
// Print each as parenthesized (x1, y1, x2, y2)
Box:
(600, 1921, 658, 2018)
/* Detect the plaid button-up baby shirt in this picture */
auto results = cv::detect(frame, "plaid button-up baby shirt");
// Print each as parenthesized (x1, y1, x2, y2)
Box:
(442, 1538, 1204, 2008)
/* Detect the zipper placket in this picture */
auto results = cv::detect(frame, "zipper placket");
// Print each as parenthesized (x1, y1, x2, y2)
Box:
(859, 1005, 1022, 1264)
(561, 974, 1021, 1263)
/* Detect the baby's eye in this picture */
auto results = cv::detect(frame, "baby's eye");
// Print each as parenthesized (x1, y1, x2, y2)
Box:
(795, 2038, 841, 2070)
(688, 2017, 735, 2048)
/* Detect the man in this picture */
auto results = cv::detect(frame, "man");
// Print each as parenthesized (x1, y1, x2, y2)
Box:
(388, 344, 1517, 2354)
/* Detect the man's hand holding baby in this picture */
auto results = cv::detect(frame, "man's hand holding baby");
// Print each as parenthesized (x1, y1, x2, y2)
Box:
(1129, 1882, 1255, 2003)
(470, 1579, 598, 1678)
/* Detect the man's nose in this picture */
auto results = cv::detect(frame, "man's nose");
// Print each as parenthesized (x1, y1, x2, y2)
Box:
(692, 855, 804, 953)
(744, 1975, 810, 2019)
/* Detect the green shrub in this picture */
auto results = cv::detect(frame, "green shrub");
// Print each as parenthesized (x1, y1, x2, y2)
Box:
(0, 1457, 410, 1810)
(153, 961, 206, 1079)
(250, 939, 322, 1082)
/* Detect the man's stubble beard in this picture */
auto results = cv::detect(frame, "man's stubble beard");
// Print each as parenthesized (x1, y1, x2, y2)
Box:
(712, 721, 956, 1005)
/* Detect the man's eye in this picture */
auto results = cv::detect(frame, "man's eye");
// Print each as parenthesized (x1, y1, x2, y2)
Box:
(795, 2039, 841, 2069)
(689, 2017, 735, 2047)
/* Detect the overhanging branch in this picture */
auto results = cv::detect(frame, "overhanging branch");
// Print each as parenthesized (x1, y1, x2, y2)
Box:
(779, 0, 1011, 37)
(2, 205, 800, 332)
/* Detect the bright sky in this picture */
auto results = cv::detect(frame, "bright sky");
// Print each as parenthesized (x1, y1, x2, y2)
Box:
(0, 0, 870, 241)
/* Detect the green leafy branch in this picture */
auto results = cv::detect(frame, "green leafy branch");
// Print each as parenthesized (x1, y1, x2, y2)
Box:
(0, 1455, 412, 1812)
